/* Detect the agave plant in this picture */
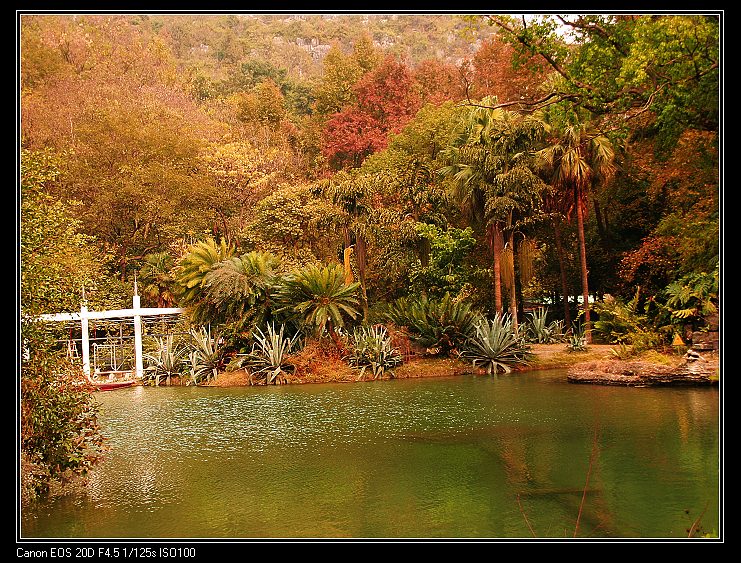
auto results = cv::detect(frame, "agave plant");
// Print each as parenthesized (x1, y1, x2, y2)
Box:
(461, 314, 532, 374)
(525, 307, 565, 344)
(566, 321, 588, 352)
(347, 325, 403, 381)
(187, 327, 226, 385)
(240, 324, 301, 385)
(144, 335, 187, 386)
(382, 293, 480, 356)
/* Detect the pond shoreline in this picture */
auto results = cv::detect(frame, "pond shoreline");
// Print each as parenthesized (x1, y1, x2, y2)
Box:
(195, 344, 718, 388)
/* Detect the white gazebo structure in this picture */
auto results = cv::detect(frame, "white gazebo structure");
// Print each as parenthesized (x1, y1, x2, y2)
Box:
(37, 283, 184, 379)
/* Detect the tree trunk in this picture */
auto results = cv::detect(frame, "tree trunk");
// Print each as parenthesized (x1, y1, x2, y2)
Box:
(489, 223, 503, 314)
(419, 237, 430, 268)
(575, 201, 592, 343)
(327, 323, 347, 355)
(507, 229, 518, 333)
(356, 235, 369, 321)
(553, 219, 572, 328)
(593, 197, 609, 249)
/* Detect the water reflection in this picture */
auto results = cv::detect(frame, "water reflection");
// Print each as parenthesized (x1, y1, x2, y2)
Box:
(21, 371, 719, 538)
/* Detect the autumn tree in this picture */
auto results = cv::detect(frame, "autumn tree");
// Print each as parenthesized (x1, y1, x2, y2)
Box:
(240, 184, 343, 270)
(312, 43, 365, 116)
(21, 15, 226, 280)
(485, 14, 719, 146)
(470, 37, 548, 104)
(413, 58, 466, 106)
(235, 79, 288, 125)
(321, 56, 422, 169)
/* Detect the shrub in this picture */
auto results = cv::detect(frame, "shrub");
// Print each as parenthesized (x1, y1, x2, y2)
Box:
(381, 293, 480, 356)
(593, 291, 646, 344)
(21, 345, 105, 500)
(593, 291, 666, 352)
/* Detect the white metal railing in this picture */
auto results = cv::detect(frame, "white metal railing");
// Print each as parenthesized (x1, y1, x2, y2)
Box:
(37, 295, 184, 379)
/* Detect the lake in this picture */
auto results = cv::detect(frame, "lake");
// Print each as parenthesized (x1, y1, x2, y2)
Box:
(21, 369, 720, 539)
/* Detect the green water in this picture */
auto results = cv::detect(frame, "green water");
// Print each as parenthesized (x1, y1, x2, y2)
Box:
(21, 370, 720, 539)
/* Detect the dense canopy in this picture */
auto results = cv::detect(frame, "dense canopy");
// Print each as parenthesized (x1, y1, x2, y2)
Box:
(19, 11, 720, 348)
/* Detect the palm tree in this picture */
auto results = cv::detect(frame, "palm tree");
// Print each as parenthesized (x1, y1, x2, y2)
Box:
(538, 121, 616, 343)
(439, 98, 548, 327)
(320, 172, 374, 321)
(200, 251, 282, 331)
(279, 263, 360, 351)
(138, 252, 176, 308)
(174, 236, 234, 309)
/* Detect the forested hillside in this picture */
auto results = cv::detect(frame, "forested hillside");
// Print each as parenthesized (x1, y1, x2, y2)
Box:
(20, 12, 719, 342)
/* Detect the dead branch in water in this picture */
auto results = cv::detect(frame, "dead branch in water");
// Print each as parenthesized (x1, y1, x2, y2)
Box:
(574, 424, 600, 537)
(517, 493, 537, 537)
(687, 502, 709, 538)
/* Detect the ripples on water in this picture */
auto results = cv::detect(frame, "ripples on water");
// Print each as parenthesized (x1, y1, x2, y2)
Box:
(22, 372, 719, 539)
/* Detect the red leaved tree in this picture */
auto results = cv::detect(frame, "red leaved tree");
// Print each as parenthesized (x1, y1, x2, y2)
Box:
(321, 56, 422, 169)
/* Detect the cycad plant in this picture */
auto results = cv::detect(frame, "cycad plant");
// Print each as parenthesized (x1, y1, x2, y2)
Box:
(347, 325, 403, 381)
(241, 324, 301, 385)
(199, 251, 282, 330)
(461, 314, 532, 374)
(382, 293, 480, 356)
(279, 263, 360, 349)
(138, 252, 177, 308)
(187, 327, 226, 385)
(174, 237, 235, 312)
(144, 335, 187, 386)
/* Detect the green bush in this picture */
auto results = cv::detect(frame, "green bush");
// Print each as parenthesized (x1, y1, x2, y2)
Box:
(21, 333, 105, 499)
(381, 293, 480, 356)
(593, 291, 646, 343)
(593, 291, 666, 352)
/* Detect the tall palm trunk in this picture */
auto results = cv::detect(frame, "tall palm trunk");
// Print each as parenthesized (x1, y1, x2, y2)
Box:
(575, 201, 592, 343)
(507, 229, 518, 334)
(553, 219, 572, 328)
(355, 235, 369, 321)
(488, 223, 503, 314)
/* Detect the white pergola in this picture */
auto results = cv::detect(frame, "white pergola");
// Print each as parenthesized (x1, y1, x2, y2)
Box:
(37, 292, 184, 379)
